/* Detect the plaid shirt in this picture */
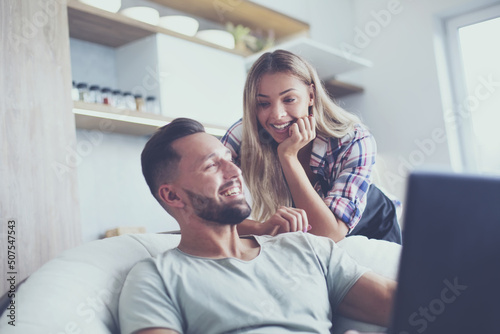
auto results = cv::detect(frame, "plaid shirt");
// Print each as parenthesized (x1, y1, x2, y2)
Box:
(221, 119, 377, 230)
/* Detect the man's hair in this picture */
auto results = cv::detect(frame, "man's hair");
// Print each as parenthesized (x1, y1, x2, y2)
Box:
(141, 118, 205, 205)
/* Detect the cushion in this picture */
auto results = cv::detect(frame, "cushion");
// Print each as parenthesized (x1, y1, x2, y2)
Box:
(0, 233, 181, 334)
(332, 235, 402, 334)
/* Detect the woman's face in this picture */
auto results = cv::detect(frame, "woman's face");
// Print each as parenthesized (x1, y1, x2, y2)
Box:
(255, 72, 314, 143)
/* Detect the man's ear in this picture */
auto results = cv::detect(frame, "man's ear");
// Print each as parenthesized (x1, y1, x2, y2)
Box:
(158, 184, 185, 208)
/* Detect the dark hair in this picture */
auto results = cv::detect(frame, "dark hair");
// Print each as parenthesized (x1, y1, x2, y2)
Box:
(141, 118, 205, 202)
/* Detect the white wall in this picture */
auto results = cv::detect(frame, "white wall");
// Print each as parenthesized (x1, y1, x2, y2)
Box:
(76, 130, 179, 241)
(71, 37, 180, 242)
(70, 38, 117, 89)
(250, 0, 355, 45)
(335, 0, 498, 207)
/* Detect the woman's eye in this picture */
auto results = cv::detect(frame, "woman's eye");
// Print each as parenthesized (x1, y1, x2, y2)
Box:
(205, 163, 216, 170)
(258, 102, 270, 108)
(284, 98, 296, 103)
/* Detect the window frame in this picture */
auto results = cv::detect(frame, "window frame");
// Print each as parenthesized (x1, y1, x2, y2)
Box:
(437, 3, 500, 172)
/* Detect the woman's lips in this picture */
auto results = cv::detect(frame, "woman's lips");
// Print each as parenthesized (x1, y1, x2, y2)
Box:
(270, 120, 294, 133)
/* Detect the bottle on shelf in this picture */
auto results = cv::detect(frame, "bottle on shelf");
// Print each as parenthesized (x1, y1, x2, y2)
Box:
(88, 85, 101, 103)
(76, 82, 90, 102)
(123, 92, 136, 110)
(146, 96, 160, 114)
(134, 94, 145, 112)
(101, 87, 112, 105)
(71, 81, 80, 101)
(112, 89, 124, 108)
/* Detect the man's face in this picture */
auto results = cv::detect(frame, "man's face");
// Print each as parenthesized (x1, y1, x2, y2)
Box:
(172, 133, 251, 225)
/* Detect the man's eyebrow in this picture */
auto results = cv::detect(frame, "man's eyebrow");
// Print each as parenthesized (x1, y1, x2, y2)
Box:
(195, 149, 231, 165)
(196, 152, 216, 165)
(257, 88, 296, 98)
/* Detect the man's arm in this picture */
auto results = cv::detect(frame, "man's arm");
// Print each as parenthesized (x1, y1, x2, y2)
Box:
(136, 329, 179, 334)
(337, 271, 396, 327)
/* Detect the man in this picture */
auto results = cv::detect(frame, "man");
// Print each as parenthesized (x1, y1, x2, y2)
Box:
(119, 118, 396, 334)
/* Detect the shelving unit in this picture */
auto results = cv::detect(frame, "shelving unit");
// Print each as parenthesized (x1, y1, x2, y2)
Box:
(67, 1, 152, 48)
(246, 37, 372, 78)
(68, 0, 370, 135)
(148, 0, 310, 41)
(67, 0, 309, 56)
(67, 0, 247, 55)
(67, 0, 312, 136)
(73, 101, 228, 137)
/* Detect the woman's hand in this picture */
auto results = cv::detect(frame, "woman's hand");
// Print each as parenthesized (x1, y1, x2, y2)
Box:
(277, 115, 316, 159)
(261, 206, 310, 236)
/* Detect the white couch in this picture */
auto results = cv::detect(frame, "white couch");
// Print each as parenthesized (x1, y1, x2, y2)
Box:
(0, 233, 401, 334)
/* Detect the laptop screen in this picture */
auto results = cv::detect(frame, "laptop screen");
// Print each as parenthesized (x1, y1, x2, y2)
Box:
(389, 171, 500, 334)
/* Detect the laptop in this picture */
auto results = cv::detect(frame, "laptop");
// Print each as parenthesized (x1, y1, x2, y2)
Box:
(388, 170, 500, 334)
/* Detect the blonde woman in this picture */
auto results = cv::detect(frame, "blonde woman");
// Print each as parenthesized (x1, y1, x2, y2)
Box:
(222, 49, 401, 243)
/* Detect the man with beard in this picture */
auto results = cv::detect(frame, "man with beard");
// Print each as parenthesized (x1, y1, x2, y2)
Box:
(119, 118, 396, 334)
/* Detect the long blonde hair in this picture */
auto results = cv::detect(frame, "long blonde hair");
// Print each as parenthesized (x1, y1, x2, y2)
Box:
(241, 50, 362, 221)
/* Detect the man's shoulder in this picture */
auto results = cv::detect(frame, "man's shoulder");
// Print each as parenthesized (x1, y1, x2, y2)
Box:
(128, 248, 181, 274)
(221, 119, 243, 143)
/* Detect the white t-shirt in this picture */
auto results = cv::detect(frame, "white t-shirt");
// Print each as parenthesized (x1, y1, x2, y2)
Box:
(119, 232, 369, 334)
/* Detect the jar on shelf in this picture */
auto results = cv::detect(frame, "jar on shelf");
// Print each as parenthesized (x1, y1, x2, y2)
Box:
(76, 82, 90, 102)
(146, 96, 160, 114)
(123, 92, 136, 110)
(112, 89, 124, 108)
(101, 87, 112, 105)
(89, 85, 101, 103)
(134, 94, 145, 112)
(71, 81, 80, 101)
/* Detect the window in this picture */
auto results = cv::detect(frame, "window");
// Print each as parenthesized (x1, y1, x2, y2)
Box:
(441, 3, 500, 173)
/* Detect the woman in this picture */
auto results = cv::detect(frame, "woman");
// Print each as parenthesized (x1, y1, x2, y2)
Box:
(222, 49, 401, 243)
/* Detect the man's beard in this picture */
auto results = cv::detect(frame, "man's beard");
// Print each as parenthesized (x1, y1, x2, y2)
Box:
(184, 189, 251, 225)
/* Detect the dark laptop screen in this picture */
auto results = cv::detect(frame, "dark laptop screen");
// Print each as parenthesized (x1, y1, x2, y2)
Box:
(389, 171, 500, 334)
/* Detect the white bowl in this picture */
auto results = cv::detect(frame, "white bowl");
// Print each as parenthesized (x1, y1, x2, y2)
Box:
(79, 0, 121, 13)
(196, 29, 235, 49)
(120, 7, 160, 25)
(159, 15, 199, 37)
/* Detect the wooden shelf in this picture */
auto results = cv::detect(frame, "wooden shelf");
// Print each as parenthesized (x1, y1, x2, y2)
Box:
(67, 0, 308, 55)
(245, 37, 370, 98)
(67, 1, 248, 55)
(67, 1, 153, 47)
(324, 79, 364, 98)
(246, 37, 372, 79)
(73, 101, 227, 137)
(149, 0, 309, 41)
